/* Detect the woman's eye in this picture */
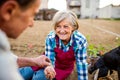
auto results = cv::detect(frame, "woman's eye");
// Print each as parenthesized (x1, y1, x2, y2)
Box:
(56, 26, 61, 29)
(64, 25, 68, 28)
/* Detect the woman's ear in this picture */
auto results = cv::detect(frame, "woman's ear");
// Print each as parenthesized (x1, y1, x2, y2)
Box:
(0, 1, 18, 21)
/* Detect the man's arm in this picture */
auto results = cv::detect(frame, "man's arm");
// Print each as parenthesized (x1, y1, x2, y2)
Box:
(17, 55, 51, 68)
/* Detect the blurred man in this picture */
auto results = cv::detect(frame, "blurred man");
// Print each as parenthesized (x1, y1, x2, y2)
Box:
(0, 0, 53, 80)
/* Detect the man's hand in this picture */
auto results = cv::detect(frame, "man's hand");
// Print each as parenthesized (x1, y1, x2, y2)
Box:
(17, 55, 51, 68)
(33, 55, 51, 67)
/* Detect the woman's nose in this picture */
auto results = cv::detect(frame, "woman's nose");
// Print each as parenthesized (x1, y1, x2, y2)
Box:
(59, 28, 65, 33)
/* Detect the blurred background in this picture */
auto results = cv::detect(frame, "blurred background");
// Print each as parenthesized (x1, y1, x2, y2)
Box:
(34, 0, 120, 20)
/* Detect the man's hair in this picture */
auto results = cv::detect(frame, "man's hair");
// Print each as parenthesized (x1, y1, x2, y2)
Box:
(0, 0, 7, 6)
(0, 0, 35, 10)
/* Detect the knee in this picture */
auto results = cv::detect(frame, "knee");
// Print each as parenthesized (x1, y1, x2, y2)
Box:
(19, 67, 34, 80)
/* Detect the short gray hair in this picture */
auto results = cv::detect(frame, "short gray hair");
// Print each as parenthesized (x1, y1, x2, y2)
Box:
(52, 10, 79, 30)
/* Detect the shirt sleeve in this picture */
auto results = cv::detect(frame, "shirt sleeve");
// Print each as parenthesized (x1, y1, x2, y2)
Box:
(76, 40, 88, 80)
(10, 51, 18, 62)
(45, 36, 56, 66)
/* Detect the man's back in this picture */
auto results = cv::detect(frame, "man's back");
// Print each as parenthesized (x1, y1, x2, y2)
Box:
(0, 30, 23, 80)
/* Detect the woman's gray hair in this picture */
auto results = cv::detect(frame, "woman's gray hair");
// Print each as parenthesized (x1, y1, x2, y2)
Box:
(52, 10, 80, 30)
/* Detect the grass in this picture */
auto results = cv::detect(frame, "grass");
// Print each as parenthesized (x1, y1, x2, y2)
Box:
(102, 18, 120, 21)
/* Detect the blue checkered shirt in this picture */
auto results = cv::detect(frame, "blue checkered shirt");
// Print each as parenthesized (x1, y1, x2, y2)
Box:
(45, 30, 88, 80)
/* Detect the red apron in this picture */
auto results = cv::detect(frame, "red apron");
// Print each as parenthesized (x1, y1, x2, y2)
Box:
(54, 36, 75, 80)
(31, 36, 75, 80)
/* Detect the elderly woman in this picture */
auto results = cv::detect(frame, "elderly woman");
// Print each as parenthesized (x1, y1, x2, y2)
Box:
(44, 10, 88, 80)
(20, 10, 88, 80)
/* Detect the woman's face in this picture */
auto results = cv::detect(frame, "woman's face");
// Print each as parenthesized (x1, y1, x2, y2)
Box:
(55, 19, 74, 44)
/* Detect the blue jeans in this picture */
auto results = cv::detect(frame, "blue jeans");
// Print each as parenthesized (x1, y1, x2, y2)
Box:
(19, 67, 48, 80)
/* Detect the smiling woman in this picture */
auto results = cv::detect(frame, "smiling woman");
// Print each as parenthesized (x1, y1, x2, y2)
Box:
(48, 0, 67, 11)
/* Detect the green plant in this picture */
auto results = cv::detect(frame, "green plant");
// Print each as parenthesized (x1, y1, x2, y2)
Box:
(87, 44, 98, 57)
(86, 35, 105, 57)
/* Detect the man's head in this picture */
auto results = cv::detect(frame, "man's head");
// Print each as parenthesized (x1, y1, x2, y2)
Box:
(0, 0, 41, 38)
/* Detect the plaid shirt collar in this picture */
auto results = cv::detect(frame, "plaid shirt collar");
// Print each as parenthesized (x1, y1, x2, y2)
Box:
(57, 33, 74, 48)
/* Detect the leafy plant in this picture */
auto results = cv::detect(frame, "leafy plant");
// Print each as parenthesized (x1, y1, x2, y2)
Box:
(86, 35, 105, 57)
(87, 44, 98, 57)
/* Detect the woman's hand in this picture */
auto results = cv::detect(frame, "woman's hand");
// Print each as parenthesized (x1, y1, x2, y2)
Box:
(44, 65, 56, 80)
